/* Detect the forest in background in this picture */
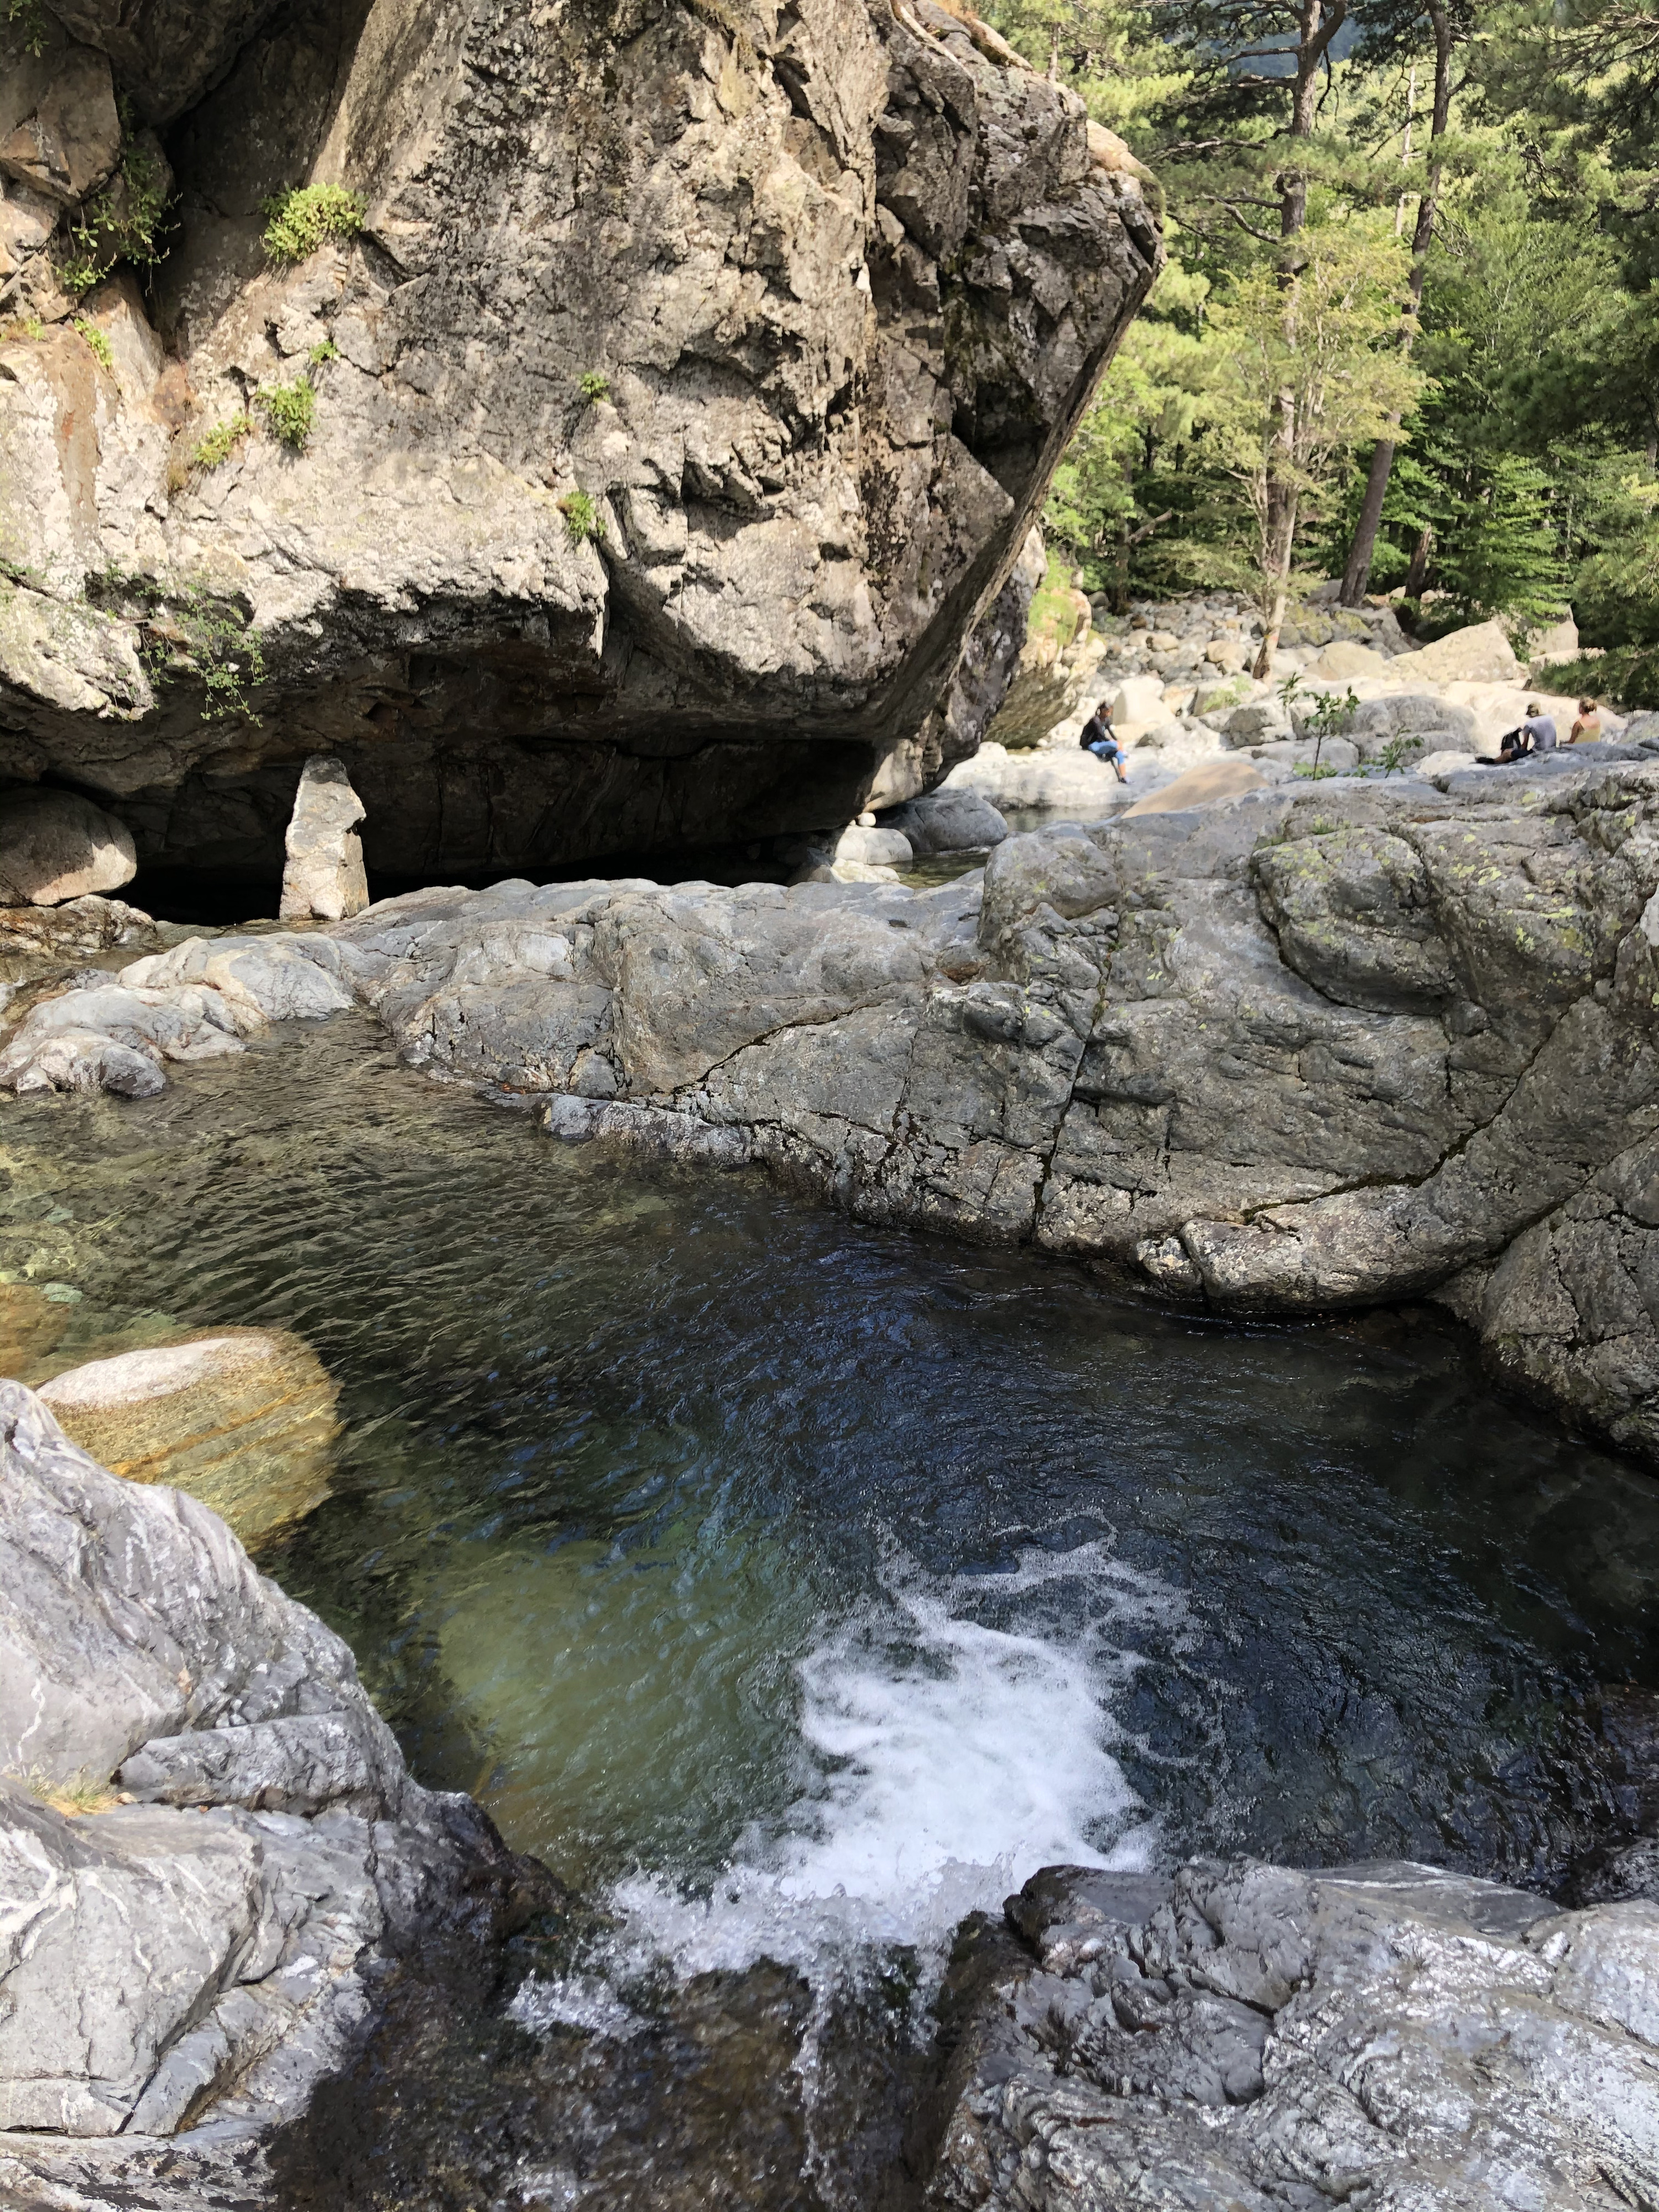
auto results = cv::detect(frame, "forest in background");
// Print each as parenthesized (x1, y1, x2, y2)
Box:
(981, 0, 1659, 700)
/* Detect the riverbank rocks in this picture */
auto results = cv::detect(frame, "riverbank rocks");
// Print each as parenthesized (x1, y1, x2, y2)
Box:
(0, 0, 1157, 891)
(37, 1327, 340, 1543)
(923, 1858, 1659, 2210)
(0, 1380, 547, 2206)
(0, 930, 355, 1094)
(0, 787, 136, 905)
(1395, 615, 1524, 687)
(279, 757, 369, 924)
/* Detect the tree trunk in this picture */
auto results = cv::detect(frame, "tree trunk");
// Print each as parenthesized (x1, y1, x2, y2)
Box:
(1402, 523, 1433, 602)
(1253, 435, 1301, 678)
(1340, 436, 1398, 605)
(1339, 3, 1452, 606)
(1255, 0, 1346, 665)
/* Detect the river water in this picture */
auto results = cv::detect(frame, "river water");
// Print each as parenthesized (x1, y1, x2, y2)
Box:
(9, 1014, 1659, 2203)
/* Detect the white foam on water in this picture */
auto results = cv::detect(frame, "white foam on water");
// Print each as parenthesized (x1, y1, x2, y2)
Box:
(597, 1540, 1176, 1983)
(507, 1974, 644, 2041)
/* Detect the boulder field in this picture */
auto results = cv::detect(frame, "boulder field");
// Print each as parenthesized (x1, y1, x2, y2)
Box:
(0, 0, 1157, 890)
(12, 749, 1659, 1463)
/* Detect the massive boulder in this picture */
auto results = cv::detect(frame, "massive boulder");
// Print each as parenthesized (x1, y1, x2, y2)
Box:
(923, 1858, 1659, 2210)
(0, 0, 1158, 894)
(0, 786, 137, 904)
(0, 1380, 544, 2206)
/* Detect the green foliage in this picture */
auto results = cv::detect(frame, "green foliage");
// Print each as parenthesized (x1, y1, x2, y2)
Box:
(1305, 687, 1361, 738)
(1547, 648, 1659, 713)
(60, 137, 172, 298)
(257, 378, 316, 451)
(577, 371, 611, 404)
(260, 185, 365, 265)
(72, 318, 114, 373)
(559, 491, 602, 544)
(89, 570, 266, 724)
(4, 0, 48, 57)
(307, 337, 340, 367)
(1375, 732, 1425, 776)
(192, 412, 255, 469)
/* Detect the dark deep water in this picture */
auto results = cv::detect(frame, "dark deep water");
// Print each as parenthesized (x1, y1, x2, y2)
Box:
(9, 1015, 1659, 2203)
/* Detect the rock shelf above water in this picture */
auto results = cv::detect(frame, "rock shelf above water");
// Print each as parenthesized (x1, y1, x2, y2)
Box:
(928, 1858, 1659, 2210)
(10, 751, 1659, 1463)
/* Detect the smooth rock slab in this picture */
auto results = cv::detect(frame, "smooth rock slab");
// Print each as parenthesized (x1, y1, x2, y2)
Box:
(0, 788, 136, 905)
(37, 1328, 340, 1545)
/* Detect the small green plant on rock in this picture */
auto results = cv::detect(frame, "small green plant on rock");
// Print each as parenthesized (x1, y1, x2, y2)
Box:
(90, 568, 267, 724)
(1375, 732, 1424, 777)
(307, 337, 340, 367)
(577, 370, 611, 404)
(59, 137, 172, 298)
(4, 0, 49, 58)
(559, 491, 602, 544)
(72, 317, 114, 372)
(192, 410, 256, 469)
(257, 377, 316, 451)
(261, 184, 365, 265)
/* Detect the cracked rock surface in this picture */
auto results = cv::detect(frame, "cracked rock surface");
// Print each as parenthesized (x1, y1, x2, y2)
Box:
(0, 0, 1156, 887)
(923, 1857, 1659, 2211)
(0, 1380, 544, 2209)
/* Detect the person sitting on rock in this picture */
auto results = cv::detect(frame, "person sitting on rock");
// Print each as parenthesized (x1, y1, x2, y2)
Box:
(1568, 697, 1601, 744)
(1482, 701, 1558, 765)
(1079, 700, 1129, 783)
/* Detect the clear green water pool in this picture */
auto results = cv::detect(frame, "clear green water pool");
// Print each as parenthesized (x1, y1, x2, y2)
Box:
(9, 1013, 1659, 1988)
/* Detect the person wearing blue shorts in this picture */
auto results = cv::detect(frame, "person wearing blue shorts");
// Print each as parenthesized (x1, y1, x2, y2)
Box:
(1078, 699, 1128, 782)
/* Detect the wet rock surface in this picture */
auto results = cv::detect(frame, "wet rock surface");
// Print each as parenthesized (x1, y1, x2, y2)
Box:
(1, 0, 1156, 887)
(924, 1857, 1659, 2210)
(0, 1379, 548, 2209)
(38, 1324, 341, 1543)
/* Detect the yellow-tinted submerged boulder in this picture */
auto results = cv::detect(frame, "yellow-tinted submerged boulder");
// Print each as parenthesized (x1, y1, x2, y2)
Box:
(38, 1328, 339, 1546)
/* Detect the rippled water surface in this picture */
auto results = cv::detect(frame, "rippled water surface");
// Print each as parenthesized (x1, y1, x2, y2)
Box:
(12, 1015, 1659, 1927)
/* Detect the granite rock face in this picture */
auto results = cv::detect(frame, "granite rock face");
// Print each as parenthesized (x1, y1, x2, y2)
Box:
(0, 0, 1157, 888)
(924, 1858, 1659, 2210)
(0, 1380, 539, 2206)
